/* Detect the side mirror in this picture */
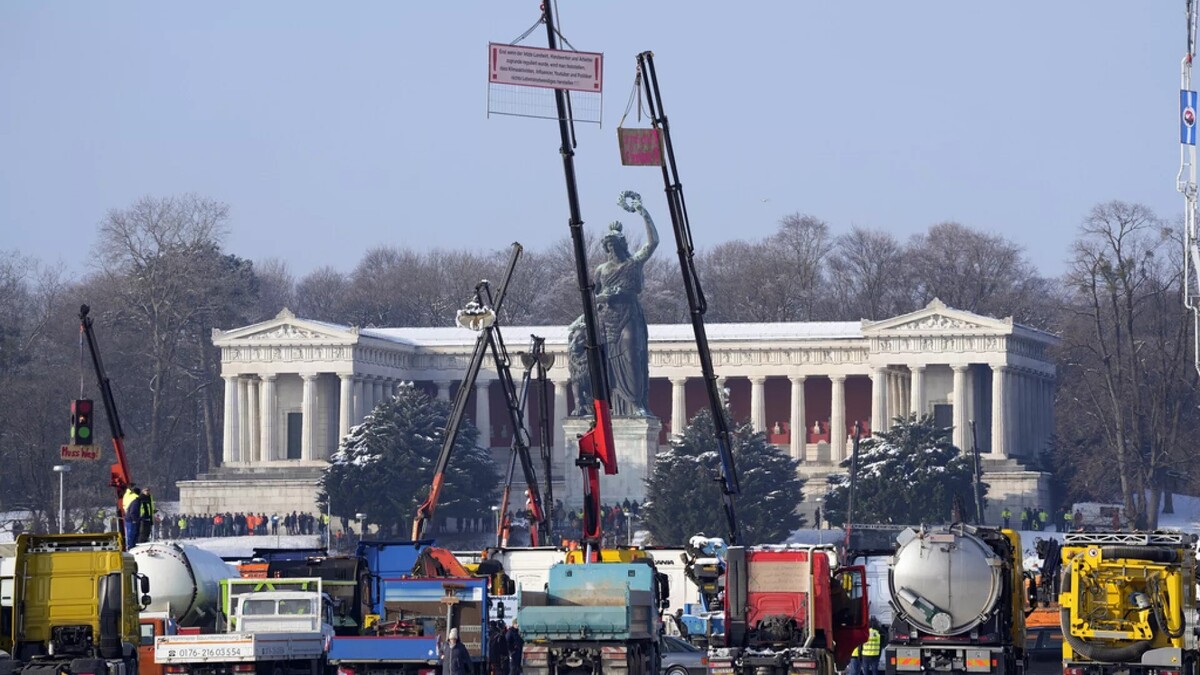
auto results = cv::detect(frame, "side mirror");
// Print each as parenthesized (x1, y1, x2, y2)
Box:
(140, 575, 151, 594)
(141, 594, 152, 609)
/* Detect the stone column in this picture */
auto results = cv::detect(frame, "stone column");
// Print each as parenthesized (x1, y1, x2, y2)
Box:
(373, 379, 385, 408)
(475, 379, 492, 449)
(246, 378, 261, 463)
(830, 375, 847, 462)
(353, 377, 366, 422)
(260, 374, 277, 462)
(789, 375, 806, 461)
(301, 374, 317, 461)
(990, 365, 1008, 459)
(553, 378, 569, 456)
(436, 380, 452, 401)
(338, 373, 354, 440)
(910, 365, 925, 416)
(952, 365, 969, 451)
(222, 375, 237, 464)
(237, 376, 251, 465)
(670, 378, 687, 436)
(870, 367, 887, 432)
(750, 376, 767, 433)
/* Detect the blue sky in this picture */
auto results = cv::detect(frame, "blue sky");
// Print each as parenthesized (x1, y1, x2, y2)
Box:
(0, 2, 1184, 278)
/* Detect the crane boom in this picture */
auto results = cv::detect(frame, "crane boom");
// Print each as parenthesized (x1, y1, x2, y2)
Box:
(542, 0, 618, 558)
(635, 51, 742, 545)
(484, 324, 550, 547)
(411, 243, 522, 541)
(1180, 0, 1200, 375)
(78, 304, 135, 547)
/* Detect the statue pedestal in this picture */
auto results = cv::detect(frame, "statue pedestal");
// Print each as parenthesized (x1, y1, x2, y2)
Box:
(560, 416, 662, 509)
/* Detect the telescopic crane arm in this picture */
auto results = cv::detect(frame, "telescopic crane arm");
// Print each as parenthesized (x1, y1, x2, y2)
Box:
(542, 0, 618, 559)
(1181, 0, 1200, 375)
(636, 51, 742, 545)
(79, 305, 135, 538)
(484, 320, 550, 547)
(411, 243, 523, 541)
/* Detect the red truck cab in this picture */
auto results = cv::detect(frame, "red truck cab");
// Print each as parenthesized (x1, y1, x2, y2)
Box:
(712, 545, 869, 675)
(138, 614, 179, 675)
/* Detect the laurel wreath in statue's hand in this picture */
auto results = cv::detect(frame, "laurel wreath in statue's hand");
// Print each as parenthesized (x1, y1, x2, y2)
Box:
(618, 190, 642, 213)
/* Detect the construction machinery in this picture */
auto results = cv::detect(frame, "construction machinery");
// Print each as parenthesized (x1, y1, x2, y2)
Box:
(153, 578, 333, 675)
(325, 540, 491, 675)
(0, 533, 147, 675)
(79, 305, 138, 549)
(884, 524, 1027, 675)
(1058, 531, 1198, 675)
(518, 561, 665, 675)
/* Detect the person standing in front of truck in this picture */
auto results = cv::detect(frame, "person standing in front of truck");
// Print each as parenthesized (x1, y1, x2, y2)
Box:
(506, 621, 524, 675)
(442, 628, 470, 675)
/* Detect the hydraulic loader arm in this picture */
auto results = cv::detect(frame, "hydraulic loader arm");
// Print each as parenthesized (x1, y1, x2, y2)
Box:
(79, 305, 135, 541)
(636, 51, 741, 544)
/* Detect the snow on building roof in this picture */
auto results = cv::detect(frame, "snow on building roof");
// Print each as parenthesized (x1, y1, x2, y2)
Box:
(360, 321, 861, 347)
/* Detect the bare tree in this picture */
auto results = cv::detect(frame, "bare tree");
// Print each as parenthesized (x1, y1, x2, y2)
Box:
(296, 266, 351, 322)
(95, 194, 255, 485)
(1056, 201, 1198, 526)
(826, 227, 910, 320)
(905, 221, 1051, 326)
(252, 258, 296, 321)
(770, 213, 834, 320)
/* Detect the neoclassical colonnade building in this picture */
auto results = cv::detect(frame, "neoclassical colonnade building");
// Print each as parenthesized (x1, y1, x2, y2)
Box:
(178, 300, 1058, 523)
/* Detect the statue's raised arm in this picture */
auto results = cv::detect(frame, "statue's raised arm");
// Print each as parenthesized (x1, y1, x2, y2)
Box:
(618, 190, 659, 264)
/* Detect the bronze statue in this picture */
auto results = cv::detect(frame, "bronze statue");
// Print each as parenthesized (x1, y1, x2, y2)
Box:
(595, 191, 659, 417)
(566, 316, 593, 416)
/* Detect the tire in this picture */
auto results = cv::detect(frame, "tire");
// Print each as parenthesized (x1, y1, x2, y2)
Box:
(665, 667, 689, 675)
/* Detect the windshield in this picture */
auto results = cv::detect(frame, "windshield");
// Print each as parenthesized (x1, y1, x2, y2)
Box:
(243, 599, 277, 615)
(280, 599, 313, 615)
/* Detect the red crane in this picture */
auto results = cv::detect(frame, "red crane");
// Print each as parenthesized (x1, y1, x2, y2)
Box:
(541, 0, 618, 560)
(78, 305, 136, 549)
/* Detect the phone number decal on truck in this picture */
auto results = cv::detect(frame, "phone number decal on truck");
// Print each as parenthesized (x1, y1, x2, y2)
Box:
(164, 646, 251, 659)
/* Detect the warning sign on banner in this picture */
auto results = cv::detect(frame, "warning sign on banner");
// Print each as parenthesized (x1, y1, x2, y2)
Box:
(61, 444, 100, 461)
(489, 43, 603, 93)
(618, 128, 663, 166)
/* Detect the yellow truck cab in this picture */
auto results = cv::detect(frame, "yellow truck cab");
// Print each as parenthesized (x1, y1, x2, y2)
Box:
(1, 533, 146, 675)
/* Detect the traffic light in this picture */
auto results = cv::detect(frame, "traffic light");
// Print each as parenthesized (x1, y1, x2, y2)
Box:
(71, 399, 94, 445)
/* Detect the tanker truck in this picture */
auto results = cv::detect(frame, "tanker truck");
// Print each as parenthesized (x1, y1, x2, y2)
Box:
(130, 543, 238, 675)
(884, 524, 1027, 675)
(1058, 531, 1198, 675)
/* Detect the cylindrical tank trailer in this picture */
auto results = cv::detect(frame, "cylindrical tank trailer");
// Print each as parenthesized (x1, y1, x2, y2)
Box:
(131, 542, 238, 628)
(884, 524, 1027, 675)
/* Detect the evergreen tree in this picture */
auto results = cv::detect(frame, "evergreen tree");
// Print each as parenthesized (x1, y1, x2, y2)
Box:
(643, 409, 804, 545)
(318, 383, 499, 535)
(822, 415, 985, 526)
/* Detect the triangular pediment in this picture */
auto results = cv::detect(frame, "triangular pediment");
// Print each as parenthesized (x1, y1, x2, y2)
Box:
(213, 308, 360, 345)
(862, 299, 1013, 335)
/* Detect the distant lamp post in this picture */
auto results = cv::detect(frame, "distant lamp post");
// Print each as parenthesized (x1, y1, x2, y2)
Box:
(52, 465, 71, 534)
(355, 512, 367, 539)
(491, 505, 500, 533)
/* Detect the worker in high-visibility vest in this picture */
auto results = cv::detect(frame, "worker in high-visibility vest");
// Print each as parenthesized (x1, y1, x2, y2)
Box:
(851, 620, 883, 675)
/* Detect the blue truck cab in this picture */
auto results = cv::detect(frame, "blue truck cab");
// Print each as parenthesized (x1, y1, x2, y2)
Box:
(327, 541, 489, 675)
(517, 561, 662, 675)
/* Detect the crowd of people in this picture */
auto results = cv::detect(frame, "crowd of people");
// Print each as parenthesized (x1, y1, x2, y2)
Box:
(168, 510, 327, 539)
